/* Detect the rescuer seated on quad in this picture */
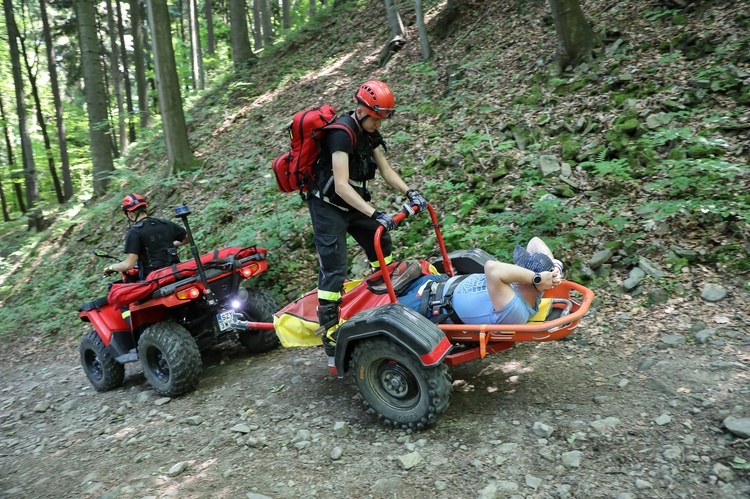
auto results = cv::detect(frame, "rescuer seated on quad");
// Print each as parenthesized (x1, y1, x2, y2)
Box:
(396, 237, 564, 324)
(104, 193, 189, 281)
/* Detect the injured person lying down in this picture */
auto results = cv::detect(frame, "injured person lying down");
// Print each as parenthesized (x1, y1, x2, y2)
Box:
(397, 237, 564, 325)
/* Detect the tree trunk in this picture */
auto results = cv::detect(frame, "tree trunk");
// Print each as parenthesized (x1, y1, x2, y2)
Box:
(252, 0, 263, 49)
(116, 0, 137, 143)
(385, 0, 406, 39)
(230, 0, 255, 68)
(548, 0, 595, 72)
(19, 30, 65, 204)
(130, 0, 152, 130)
(282, 0, 290, 29)
(188, 0, 205, 90)
(4, 0, 40, 229)
(413, 0, 432, 61)
(378, 0, 407, 67)
(260, 0, 274, 48)
(0, 174, 8, 221)
(106, 0, 128, 153)
(95, 13, 120, 158)
(445, 0, 455, 18)
(40, 0, 74, 202)
(205, 0, 215, 54)
(76, 0, 116, 196)
(0, 94, 26, 214)
(146, 0, 197, 173)
(308, 0, 315, 16)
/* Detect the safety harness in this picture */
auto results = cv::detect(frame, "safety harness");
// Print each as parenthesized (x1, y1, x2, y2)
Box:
(419, 274, 471, 324)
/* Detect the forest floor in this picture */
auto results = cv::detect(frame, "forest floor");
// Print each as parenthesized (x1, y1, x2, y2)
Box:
(0, 276, 748, 498)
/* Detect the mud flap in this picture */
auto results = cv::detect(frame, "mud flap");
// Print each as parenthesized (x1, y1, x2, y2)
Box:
(332, 303, 451, 379)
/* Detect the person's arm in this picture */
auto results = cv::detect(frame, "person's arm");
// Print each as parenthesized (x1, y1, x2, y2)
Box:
(373, 147, 409, 195)
(105, 253, 138, 274)
(526, 236, 564, 280)
(484, 260, 556, 311)
(331, 151, 381, 217)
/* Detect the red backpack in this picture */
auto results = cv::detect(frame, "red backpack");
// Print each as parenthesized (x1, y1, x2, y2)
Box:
(272, 104, 356, 193)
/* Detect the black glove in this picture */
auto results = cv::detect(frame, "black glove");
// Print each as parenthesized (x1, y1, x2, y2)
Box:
(406, 189, 428, 212)
(371, 211, 397, 231)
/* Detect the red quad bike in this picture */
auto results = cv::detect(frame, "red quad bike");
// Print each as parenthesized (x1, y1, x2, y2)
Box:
(78, 205, 279, 397)
(274, 204, 595, 430)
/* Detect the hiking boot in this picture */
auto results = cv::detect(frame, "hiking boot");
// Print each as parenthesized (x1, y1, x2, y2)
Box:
(322, 333, 336, 357)
(317, 300, 340, 357)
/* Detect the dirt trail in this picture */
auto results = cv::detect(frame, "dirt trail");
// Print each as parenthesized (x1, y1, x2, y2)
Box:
(1, 289, 748, 499)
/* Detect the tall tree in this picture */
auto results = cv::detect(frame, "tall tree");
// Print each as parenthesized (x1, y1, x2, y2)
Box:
(548, 0, 595, 72)
(0, 169, 8, 221)
(413, 0, 432, 61)
(129, 0, 152, 130)
(19, 27, 65, 204)
(76, 0, 116, 196)
(39, 0, 73, 201)
(205, 0, 215, 54)
(252, 0, 262, 49)
(282, 0, 290, 30)
(0, 94, 26, 214)
(229, 0, 254, 68)
(116, 0, 137, 143)
(378, 0, 407, 67)
(259, 0, 274, 48)
(146, 0, 196, 173)
(106, 0, 128, 153)
(187, 0, 205, 90)
(4, 0, 40, 229)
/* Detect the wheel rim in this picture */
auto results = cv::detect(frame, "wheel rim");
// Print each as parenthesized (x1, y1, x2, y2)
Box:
(374, 360, 419, 408)
(145, 346, 171, 383)
(84, 350, 103, 381)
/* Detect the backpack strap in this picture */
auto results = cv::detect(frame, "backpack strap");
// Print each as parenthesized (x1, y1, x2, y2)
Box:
(322, 121, 357, 148)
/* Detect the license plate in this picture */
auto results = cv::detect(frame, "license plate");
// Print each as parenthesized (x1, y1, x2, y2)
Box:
(216, 310, 235, 331)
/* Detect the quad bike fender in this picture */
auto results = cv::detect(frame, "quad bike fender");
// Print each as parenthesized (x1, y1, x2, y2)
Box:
(332, 303, 451, 379)
(78, 299, 130, 347)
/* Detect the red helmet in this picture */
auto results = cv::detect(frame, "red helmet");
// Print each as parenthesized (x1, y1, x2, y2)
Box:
(354, 80, 395, 120)
(121, 193, 147, 212)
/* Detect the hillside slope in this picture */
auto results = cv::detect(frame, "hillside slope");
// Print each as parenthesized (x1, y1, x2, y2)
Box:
(0, 0, 748, 336)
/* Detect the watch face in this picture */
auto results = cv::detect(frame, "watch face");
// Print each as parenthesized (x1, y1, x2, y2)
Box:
(533, 273, 542, 284)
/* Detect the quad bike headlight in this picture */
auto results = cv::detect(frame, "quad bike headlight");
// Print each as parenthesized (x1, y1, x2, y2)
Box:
(231, 288, 249, 309)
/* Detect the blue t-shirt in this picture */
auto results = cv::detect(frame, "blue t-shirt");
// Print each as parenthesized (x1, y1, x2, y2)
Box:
(397, 273, 540, 325)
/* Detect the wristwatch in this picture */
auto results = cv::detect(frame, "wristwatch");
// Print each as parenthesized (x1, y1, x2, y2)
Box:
(532, 273, 542, 289)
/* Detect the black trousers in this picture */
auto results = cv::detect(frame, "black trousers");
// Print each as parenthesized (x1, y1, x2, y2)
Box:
(307, 195, 393, 302)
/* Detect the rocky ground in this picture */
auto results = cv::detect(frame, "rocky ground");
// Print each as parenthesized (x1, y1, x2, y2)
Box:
(0, 277, 748, 499)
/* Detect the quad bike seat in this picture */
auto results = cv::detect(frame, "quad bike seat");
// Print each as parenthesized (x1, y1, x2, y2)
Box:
(78, 296, 110, 312)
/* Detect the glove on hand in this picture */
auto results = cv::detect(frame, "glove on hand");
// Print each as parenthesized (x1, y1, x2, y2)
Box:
(371, 211, 397, 231)
(406, 189, 428, 211)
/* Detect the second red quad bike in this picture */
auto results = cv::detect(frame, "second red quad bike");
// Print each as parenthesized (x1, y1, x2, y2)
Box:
(78, 205, 279, 397)
(274, 204, 595, 430)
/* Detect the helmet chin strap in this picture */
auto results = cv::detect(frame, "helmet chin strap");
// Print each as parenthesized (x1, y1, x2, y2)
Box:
(353, 109, 366, 130)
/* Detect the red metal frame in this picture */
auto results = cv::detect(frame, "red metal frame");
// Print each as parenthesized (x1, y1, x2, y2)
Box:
(372, 204, 595, 365)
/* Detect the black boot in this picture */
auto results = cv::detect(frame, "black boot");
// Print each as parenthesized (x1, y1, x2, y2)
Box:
(316, 300, 340, 357)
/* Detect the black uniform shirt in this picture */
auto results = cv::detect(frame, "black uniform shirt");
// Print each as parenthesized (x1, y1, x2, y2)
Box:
(123, 217, 186, 277)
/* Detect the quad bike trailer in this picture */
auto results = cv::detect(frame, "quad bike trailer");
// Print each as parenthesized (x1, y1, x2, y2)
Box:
(273, 203, 595, 430)
(78, 205, 279, 397)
